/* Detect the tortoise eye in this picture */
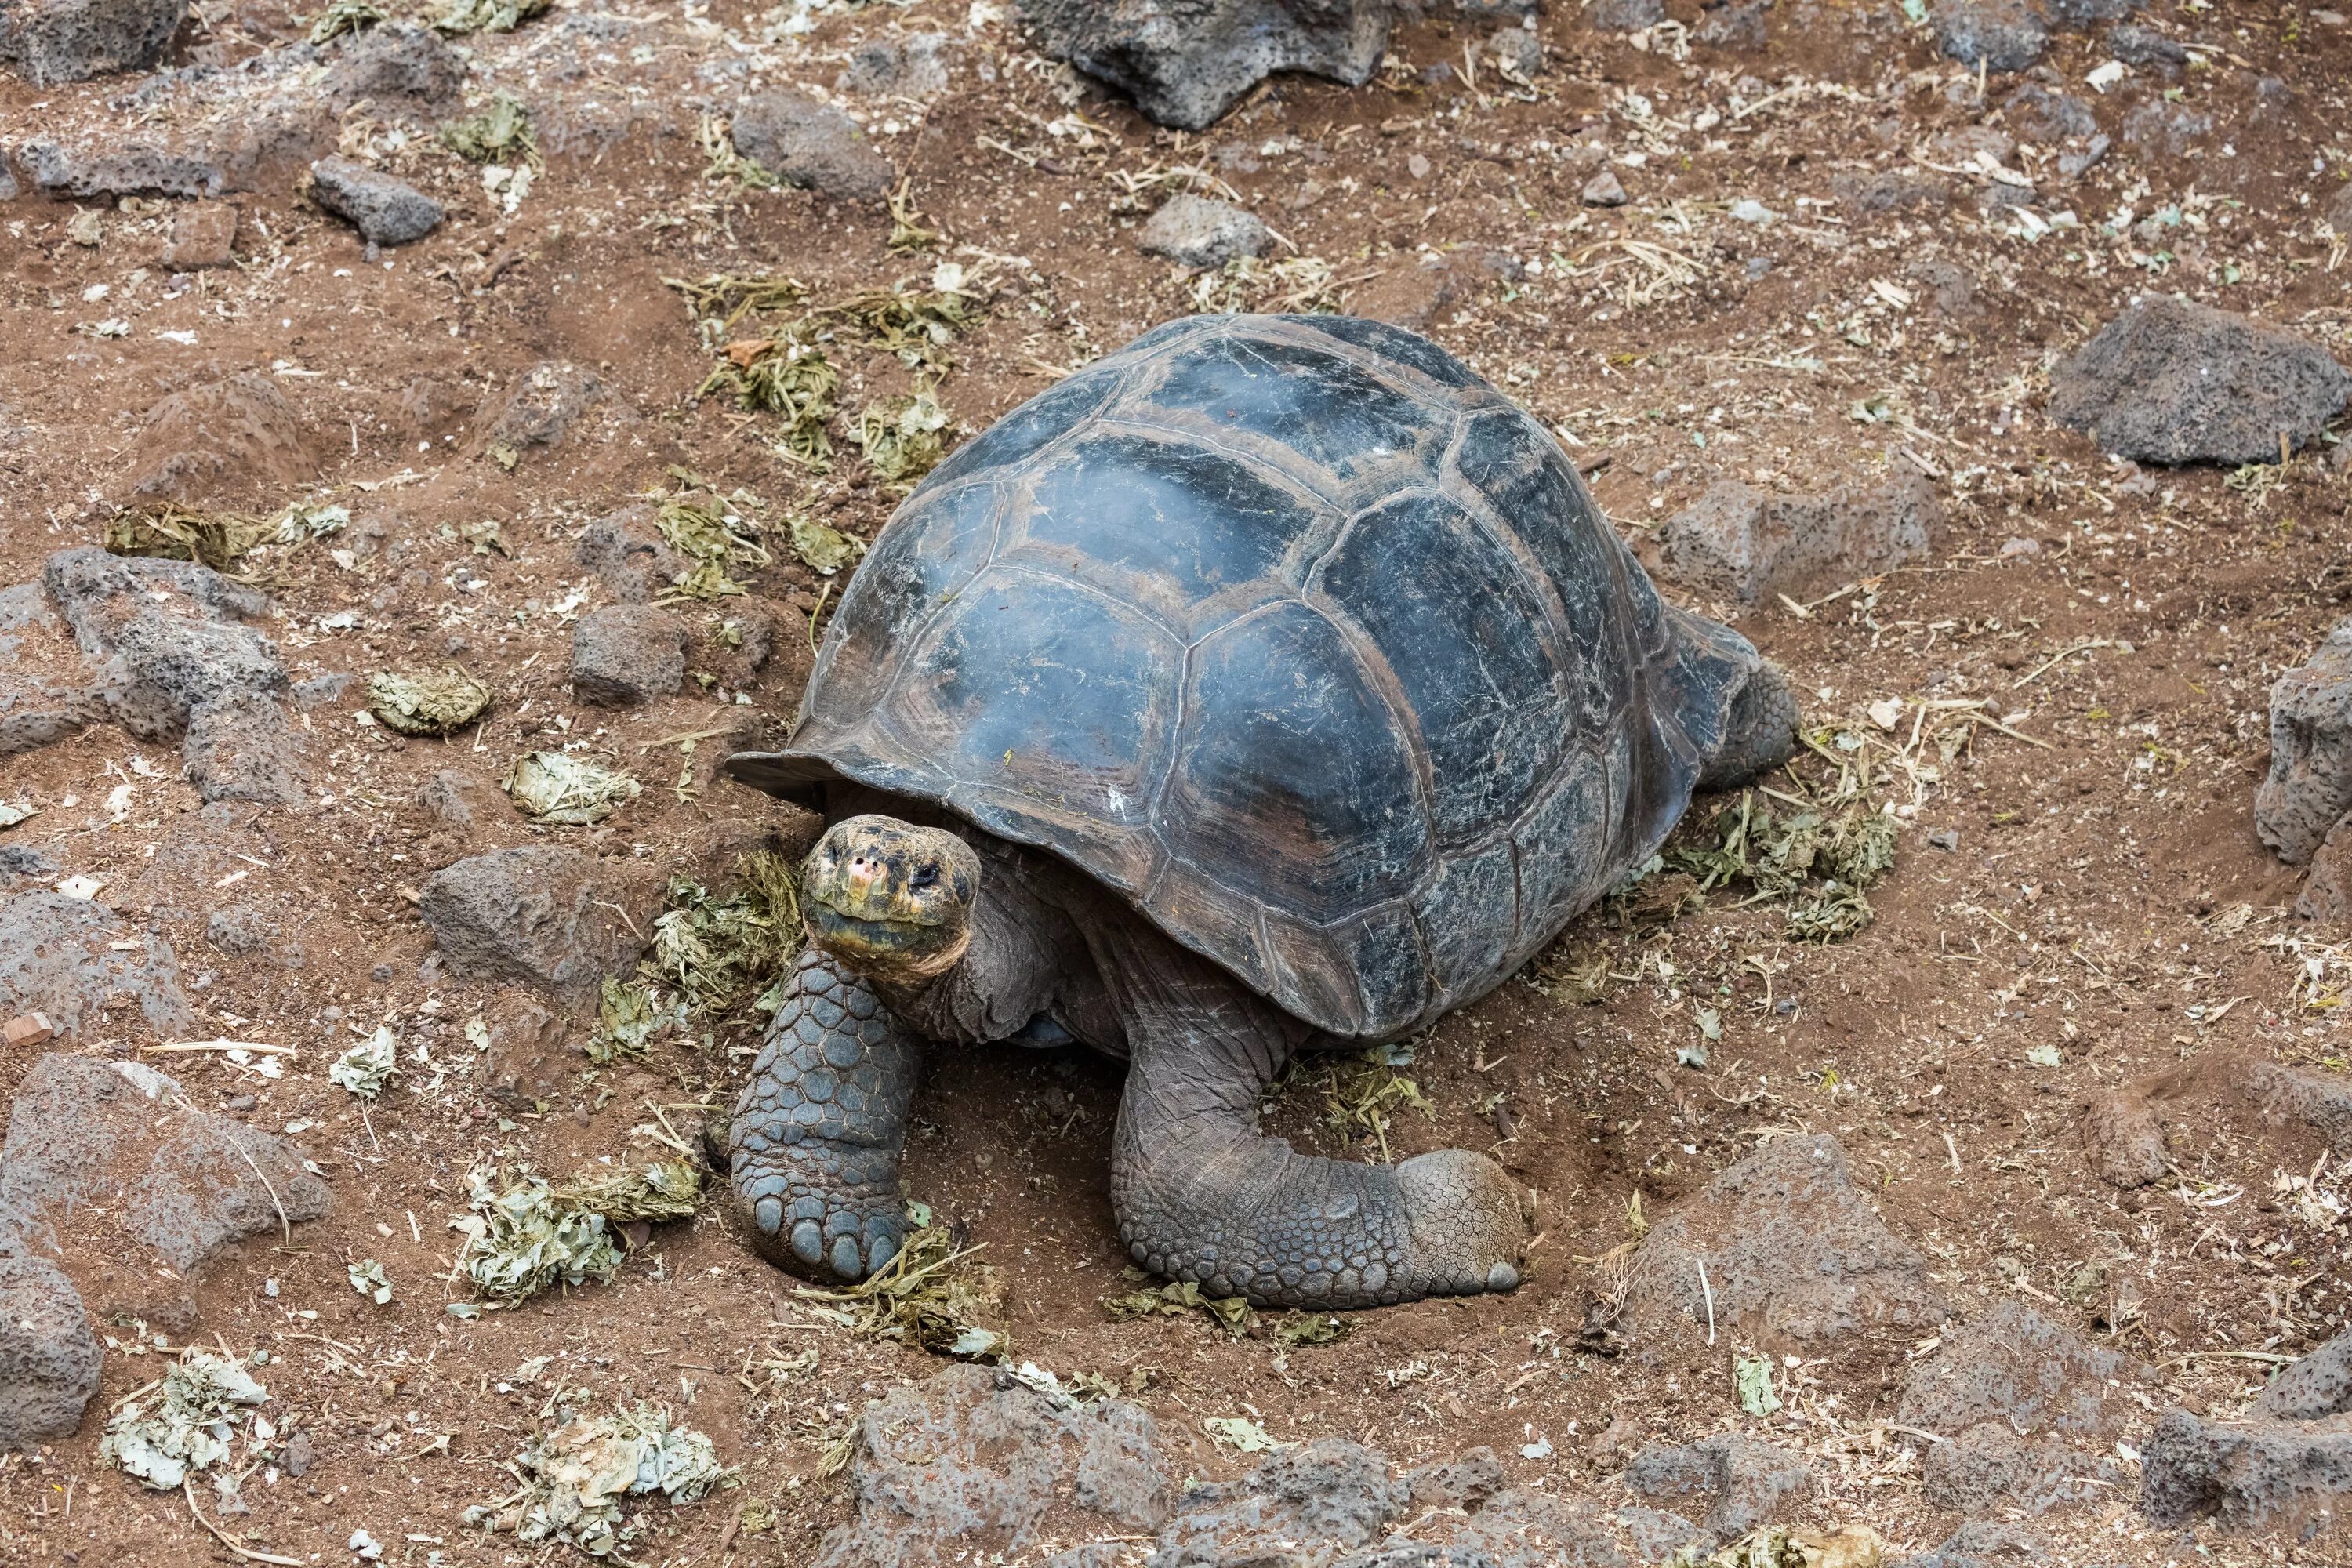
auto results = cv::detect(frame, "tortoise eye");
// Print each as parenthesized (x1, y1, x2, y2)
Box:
(908, 864, 940, 891)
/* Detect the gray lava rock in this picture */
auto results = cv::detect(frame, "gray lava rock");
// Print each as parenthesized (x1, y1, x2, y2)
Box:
(2002, 82, 2096, 143)
(0, 679, 101, 760)
(1624, 1134, 1949, 1345)
(575, 501, 684, 603)
(2243, 1060, 2352, 1156)
(1657, 474, 1939, 605)
(2299, 818, 2352, 926)
(1581, 168, 1628, 207)
(1018, 0, 1390, 131)
(2078, 1088, 2168, 1188)
(730, 88, 894, 201)
(1139, 193, 1269, 268)
(1896, 1523, 2054, 1568)
(1406, 1449, 1505, 1512)
(836, 31, 951, 98)
(0, 845, 62, 893)
(570, 604, 686, 707)
(1893, 1302, 2148, 1513)
(321, 23, 463, 112)
(2256, 1328, 2352, 1422)
(2120, 100, 2209, 155)
(0, 1255, 100, 1447)
(1623, 1436, 1816, 1542)
(2052, 297, 2345, 467)
(183, 686, 307, 806)
(0, 1054, 331, 1275)
(417, 846, 655, 1007)
(1935, 0, 2048, 70)
(1396, 1490, 1624, 1568)
(309, 154, 444, 246)
(481, 360, 601, 452)
(2329, 185, 2352, 237)
(0, 891, 190, 1038)
(121, 371, 315, 504)
(816, 1363, 1174, 1568)
(1486, 25, 1541, 75)
(2141, 1408, 2352, 1536)
(16, 138, 227, 198)
(1693, 0, 1766, 45)
(1590, 0, 1664, 27)
(1153, 1439, 1404, 1566)
(2104, 20, 2187, 65)
(1831, 170, 1950, 216)
(0, 0, 187, 83)
(2258, 621, 2352, 865)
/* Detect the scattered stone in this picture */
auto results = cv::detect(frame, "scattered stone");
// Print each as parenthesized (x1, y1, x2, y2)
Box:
(0, 678, 101, 760)
(1138, 193, 1269, 269)
(0, 1053, 331, 1275)
(2104, 20, 2187, 65)
(2002, 82, 2096, 143)
(2299, 817, 2352, 925)
(15, 138, 227, 199)
(2, 1012, 57, 1047)
(2078, 1087, 2168, 1187)
(570, 604, 686, 707)
(416, 846, 655, 1008)
(0, 891, 191, 1038)
(2119, 100, 2210, 155)
(161, 201, 237, 268)
(2053, 290, 2348, 465)
(1896, 1301, 2143, 1512)
(1831, 171, 1949, 216)
(1590, 0, 1665, 28)
(0, 1256, 101, 1449)
(834, 31, 950, 99)
(729, 89, 894, 201)
(183, 687, 308, 806)
(0, 0, 188, 84)
(576, 501, 684, 603)
(1581, 169, 1628, 207)
(1487, 26, 1541, 75)
(309, 155, 445, 246)
(1693, 0, 1766, 45)
(321, 23, 463, 113)
(2241, 1060, 2352, 1156)
(815, 1363, 1174, 1568)
(1406, 1448, 1505, 1512)
(122, 372, 315, 503)
(2257, 621, 2352, 865)
(1657, 474, 1940, 605)
(481, 360, 601, 453)
(2141, 1408, 2352, 1536)
(1622, 1436, 1817, 1542)
(1622, 1134, 1948, 1345)
(2255, 1327, 2352, 1422)
(1154, 1439, 1402, 1566)
(1018, 0, 1389, 131)
(1935, 0, 2049, 71)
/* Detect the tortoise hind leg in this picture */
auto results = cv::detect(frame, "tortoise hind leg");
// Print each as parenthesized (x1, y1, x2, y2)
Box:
(728, 949, 919, 1283)
(1697, 658, 1802, 793)
(1102, 935, 1526, 1308)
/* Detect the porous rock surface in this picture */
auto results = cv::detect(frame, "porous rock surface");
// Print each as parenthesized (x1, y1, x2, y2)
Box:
(0, 1053, 332, 1275)
(480, 359, 604, 453)
(2257, 619, 2352, 866)
(730, 87, 894, 200)
(2049, 296, 2351, 466)
(570, 604, 687, 706)
(1018, 0, 1391, 132)
(1621, 1434, 1817, 1542)
(35, 547, 307, 804)
(0, 891, 191, 1038)
(16, 136, 227, 198)
(815, 1362, 1175, 1568)
(0, 1255, 101, 1448)
(1657, 474, 1939, 605)
(2078, 1087, 2168, 1188)
(309, 154, 445, 246)
(0, 0, 187, 84)
(417, 845, 656, 1007)
(1894, 1301, 2144, 1512)
(2140, 1408, 2352, 1537)
(2254, 1326, 2352, 1422)
(1622, 1134, 1949, 1345)
(575, 501, 684, 603)
(122, 372, 315, 503)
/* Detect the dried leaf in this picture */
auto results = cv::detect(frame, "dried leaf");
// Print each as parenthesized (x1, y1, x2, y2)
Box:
(368, 668, 492, 736)
(504, 753, 641, 825)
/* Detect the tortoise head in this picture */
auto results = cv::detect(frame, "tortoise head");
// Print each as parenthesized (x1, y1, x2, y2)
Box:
(800, 815, 981, 987)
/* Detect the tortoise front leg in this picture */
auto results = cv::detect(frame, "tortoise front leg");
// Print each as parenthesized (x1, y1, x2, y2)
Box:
(728, 949, 918, 1283)
(1103, 944, 1526, 1309)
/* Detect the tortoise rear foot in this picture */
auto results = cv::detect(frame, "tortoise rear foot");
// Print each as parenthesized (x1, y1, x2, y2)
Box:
(728, 950, 920, 1283)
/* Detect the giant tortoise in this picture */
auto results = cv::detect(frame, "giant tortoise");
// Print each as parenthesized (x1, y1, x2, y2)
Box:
(724, 312, 1798, 1308)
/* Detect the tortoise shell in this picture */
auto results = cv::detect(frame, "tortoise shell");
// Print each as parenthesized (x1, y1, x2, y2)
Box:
(729, 314, 1758, 1040)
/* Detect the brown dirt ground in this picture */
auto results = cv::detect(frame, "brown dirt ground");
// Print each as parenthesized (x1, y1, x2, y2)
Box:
(4, 0, 2352, 1564)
